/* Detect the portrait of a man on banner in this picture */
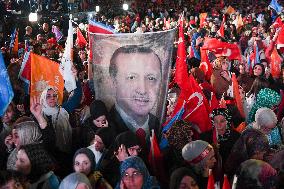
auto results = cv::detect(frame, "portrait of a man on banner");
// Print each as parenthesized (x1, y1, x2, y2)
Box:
(90, 30, 176, 139)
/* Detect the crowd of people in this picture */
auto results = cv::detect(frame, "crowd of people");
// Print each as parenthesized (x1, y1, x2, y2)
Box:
(1, 0, 284, 188)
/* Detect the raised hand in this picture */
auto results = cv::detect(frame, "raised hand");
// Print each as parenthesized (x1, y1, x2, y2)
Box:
(30, 96, 47, 129)
(115, 144, 128, 162)
(4, 134, 14, 150)
(30, 96, 42, 119)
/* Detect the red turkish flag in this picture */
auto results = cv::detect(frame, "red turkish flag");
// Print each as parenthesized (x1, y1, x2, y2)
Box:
(270, 47, 282, 78)
(200, 48, 213, 81)
(203, 38, 242, 60)
(76, 28, 87, 48)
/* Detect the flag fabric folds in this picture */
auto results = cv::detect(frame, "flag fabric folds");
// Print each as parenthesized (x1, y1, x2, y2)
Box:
(88, 20, 116, 34)
(30, 52, 64, 104)
(217, 15, 225, 37)
(88, 20, 116, 62)
(200, 48, 213, 81)
(222, 175, 231, 189)
(269, 0, 283, 14)
(199, 13, 208, 28)
(76, 27, 87, 48)
(52, 26, 63, 42)
(148, 129, 166, 183)
(270, 47, 282, 78)
(0, 52, 14, 116)
(277, 26, 284, 49)
(159, 105, 185, 149)
(175, 16, 190, 90)
(207, 169, 215, 189)
(232, 73, 245, 118)
(9, 28, 18, 54)
(171, 16, 211, 133)
(203, 38, 242, 60)
(60, 19, 76, 92)
(19, 51, 31, 94)
(225, 6, 236, 15)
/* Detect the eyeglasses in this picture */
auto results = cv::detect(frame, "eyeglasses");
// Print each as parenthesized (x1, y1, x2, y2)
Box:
(46, 94, 57, 99)
(128, 147, 142, 153)
(122, 171, 142, 180)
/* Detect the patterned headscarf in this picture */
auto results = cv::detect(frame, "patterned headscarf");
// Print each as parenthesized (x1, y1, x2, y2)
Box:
(210, 108, 232, 126)
(116, 156, 156, 189)
(236, 159, 277, 189)
(210, 108, 232, 140)
(164, 120, 194, 150)
(248, 88, 280, 124)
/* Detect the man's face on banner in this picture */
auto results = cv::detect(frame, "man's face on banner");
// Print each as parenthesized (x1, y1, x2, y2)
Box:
(112, 52, 161, 117)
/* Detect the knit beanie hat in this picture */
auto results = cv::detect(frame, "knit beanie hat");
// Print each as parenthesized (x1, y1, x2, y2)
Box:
(182, 140, 212, 164)
(20, 144, 53, 181)
(95, 127, 114, 149)
(73, 148, 96, 172)
(90, 100, 108, 120)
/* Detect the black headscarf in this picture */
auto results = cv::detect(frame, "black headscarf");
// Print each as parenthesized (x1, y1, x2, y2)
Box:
(113, 131, 140, 152)
(95, 127, 114, 149)
(170, 167, 198, 189)
(90, 100, 108, 120)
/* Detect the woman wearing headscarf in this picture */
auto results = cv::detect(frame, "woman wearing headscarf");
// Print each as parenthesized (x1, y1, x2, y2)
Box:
(224, 129, 271, 178)
(170, 167, 199, 189)
(162, 120, 197, 176)
(15, 143, 60, 189)
(201, 108, 240, 163)
(236, 159, 277, 189)
(249, 107, 282, 148)
(115, 156, 160, 189)
(73, 148, 112, 189)
(82, 100, 110, 147)
(248, 88, 280, 124)
(6, 119, 55, 171)
(244, 77, 269, 118)
(59, 172, 92, 189)
(40, 83, 81, 154)
(99, 131, 142, 187)
(210, 56, 232, 100)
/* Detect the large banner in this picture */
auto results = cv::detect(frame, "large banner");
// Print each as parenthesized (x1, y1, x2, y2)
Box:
(90, 29, 176, 132)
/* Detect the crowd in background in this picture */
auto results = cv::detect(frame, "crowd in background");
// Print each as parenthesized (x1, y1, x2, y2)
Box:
(1, 0, 284, 189)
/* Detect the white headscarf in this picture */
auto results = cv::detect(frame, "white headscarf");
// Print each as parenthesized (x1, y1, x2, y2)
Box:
(40, 86, 72, 153)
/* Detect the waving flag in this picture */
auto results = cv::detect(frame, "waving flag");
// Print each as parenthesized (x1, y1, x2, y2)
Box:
(148, 129, 166, 184)
(270, 47, 282, 78)
(232, 73, 245, 118)
(18, 51, 31, 94)
(199, 13, 208, 28)
(30, 52, 64, 104)
(277, 26, 284, 49)
(203, 37, 242, 60)
(76, 27, 87, 48)
(60, 18, 76, 92)
(222, 175, 231, 189)
(200, 48, 213, 81)
(160, 105, 185, 149)
(207, 169, 215, 189)
(0, 52, 14, 116)
(88, 20, 116, 62)
(175, 16, 190, 90)
(269, 0, 283, 14)
(52, 25, 63, 42)
(9, 28, 18, 54)
(217, 15, 225, 37)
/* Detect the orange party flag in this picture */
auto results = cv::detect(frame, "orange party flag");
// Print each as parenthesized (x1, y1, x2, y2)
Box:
(30, 52, 64, 104)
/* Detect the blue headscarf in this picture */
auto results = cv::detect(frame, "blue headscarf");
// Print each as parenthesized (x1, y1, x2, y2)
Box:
(116, 156, 159, 189)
